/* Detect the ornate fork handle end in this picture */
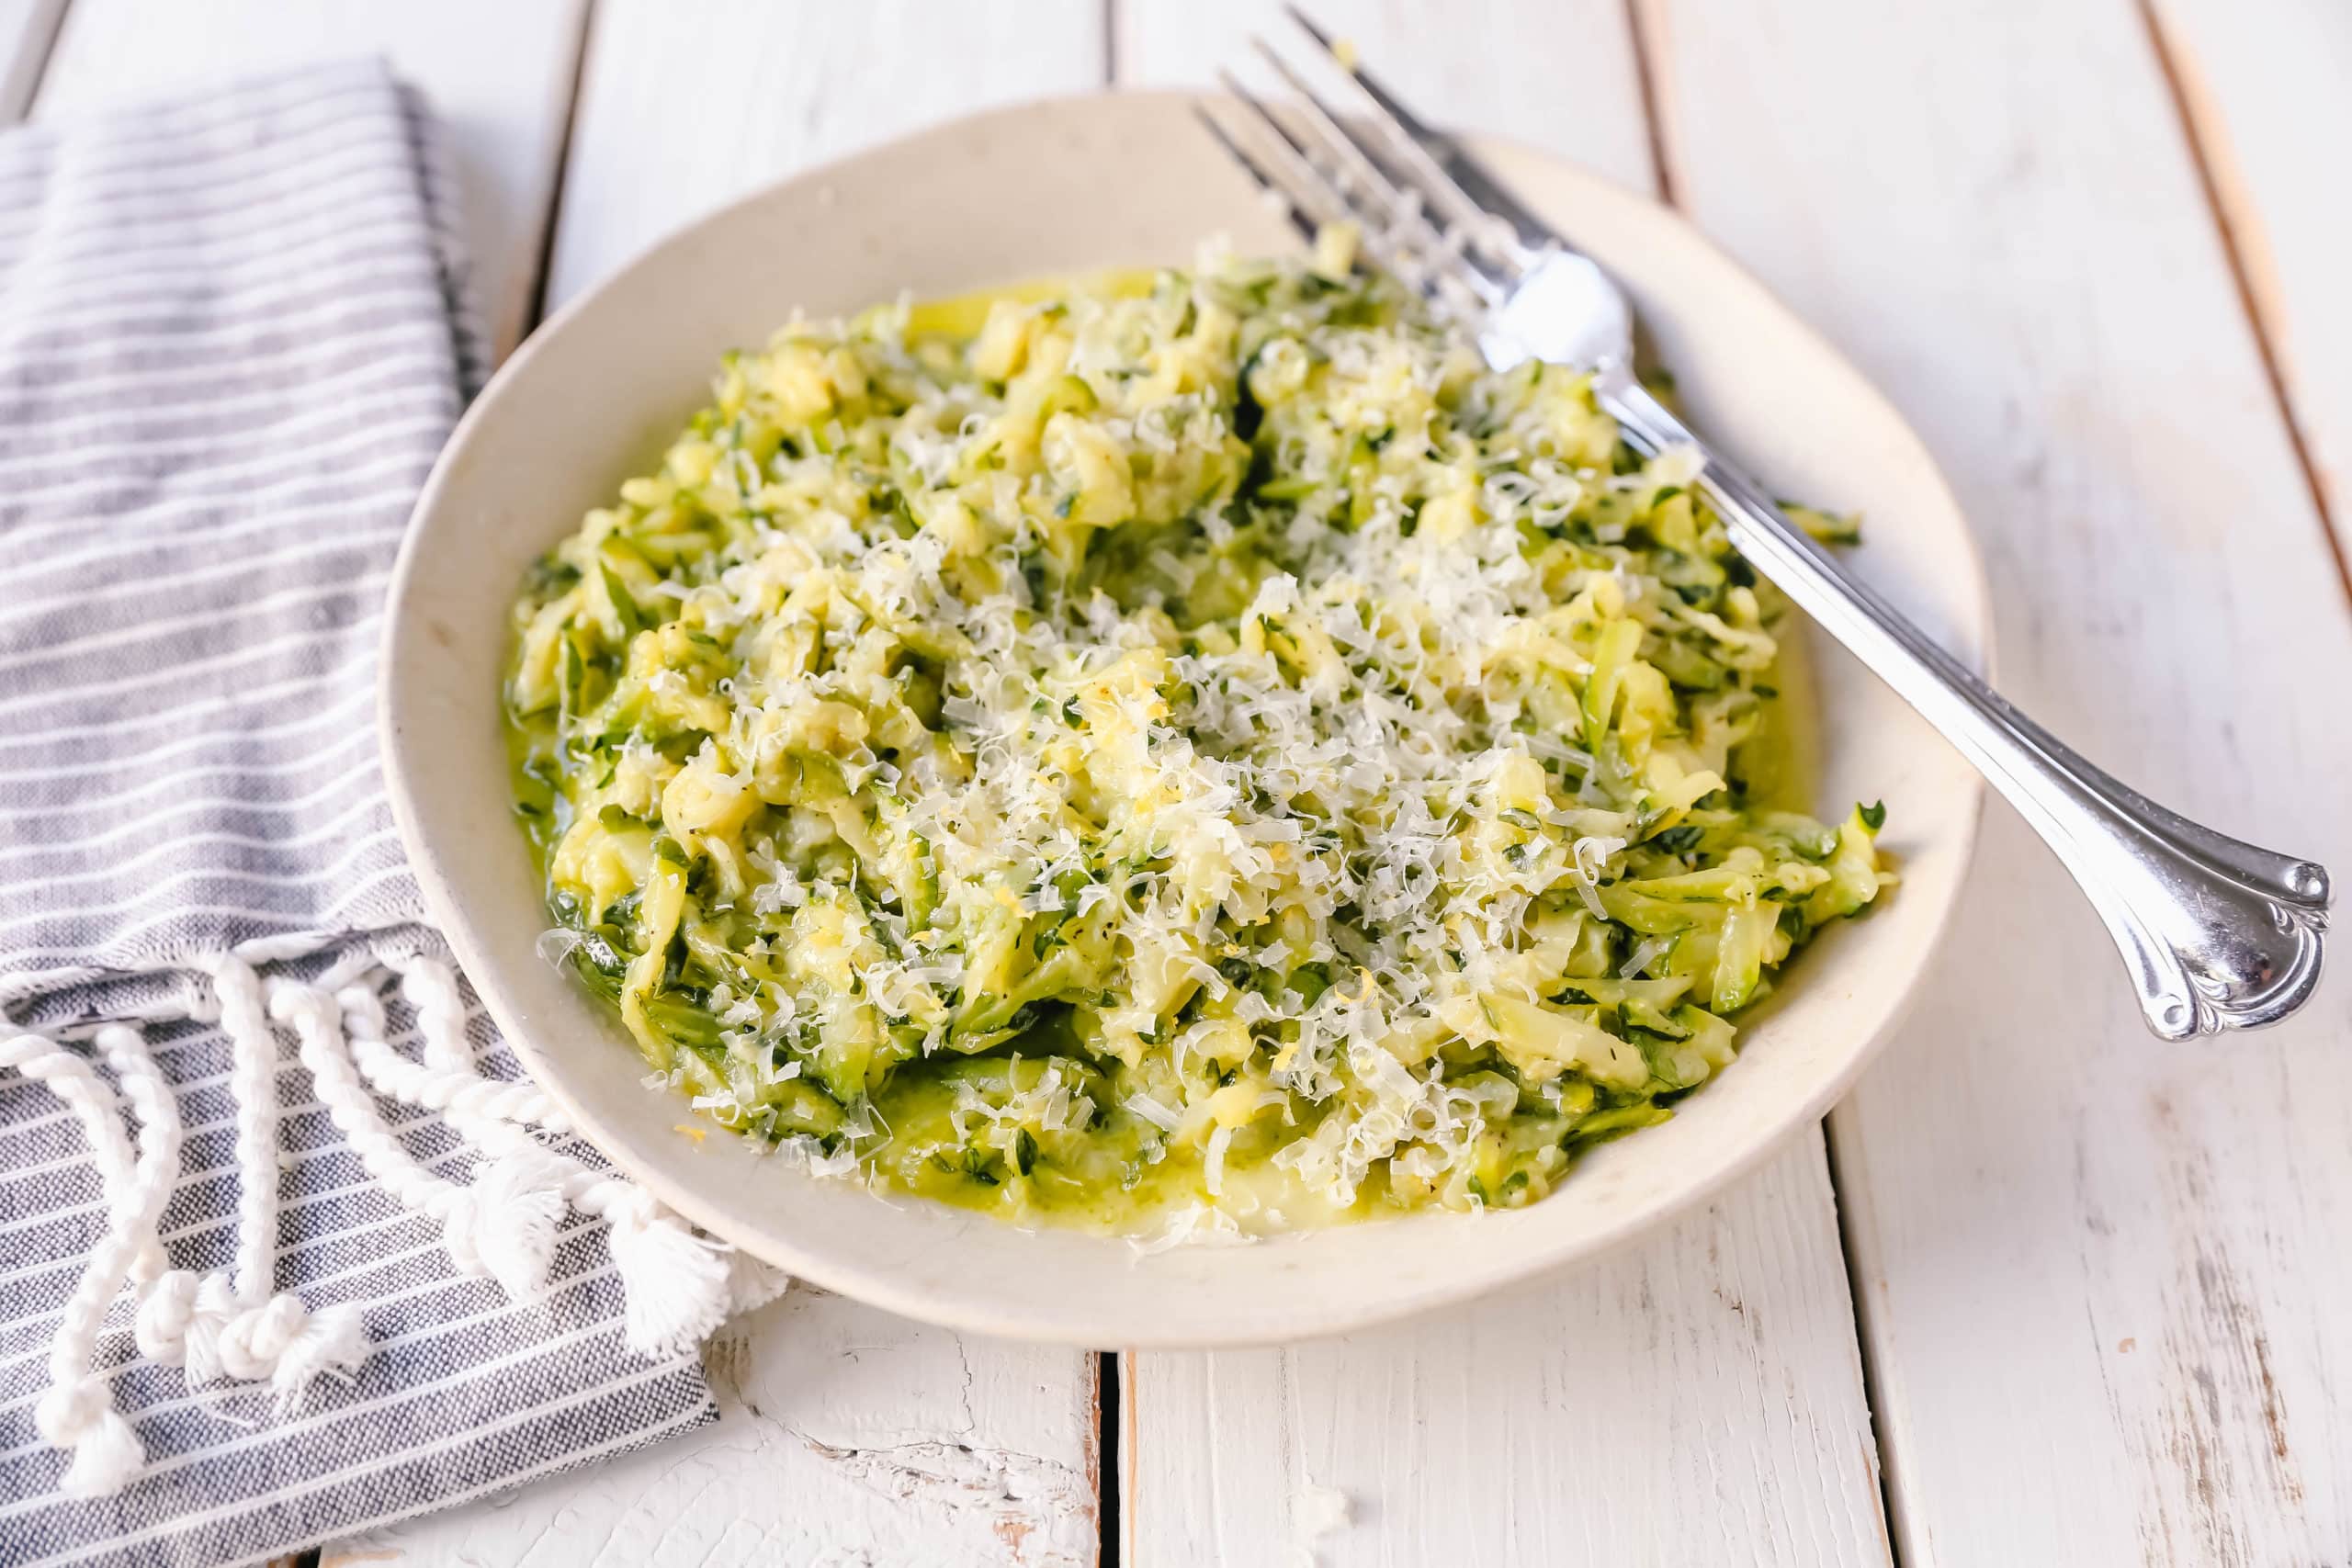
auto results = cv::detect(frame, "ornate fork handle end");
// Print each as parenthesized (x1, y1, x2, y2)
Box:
(1597, 374, 2334, 1042)
(2122, 844, 2329, 1041)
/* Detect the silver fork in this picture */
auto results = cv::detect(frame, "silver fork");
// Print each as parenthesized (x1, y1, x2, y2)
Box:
(1200, 9, 2329, 1040)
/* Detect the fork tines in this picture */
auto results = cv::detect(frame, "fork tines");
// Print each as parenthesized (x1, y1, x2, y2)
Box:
(1197, 7, 1533, 316)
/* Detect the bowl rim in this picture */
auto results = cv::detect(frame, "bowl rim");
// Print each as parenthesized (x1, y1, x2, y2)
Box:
(379, 87, 1992, 1346)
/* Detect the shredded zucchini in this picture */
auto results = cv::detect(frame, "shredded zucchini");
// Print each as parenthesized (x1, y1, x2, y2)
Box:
(504, 248, 1889, 1236)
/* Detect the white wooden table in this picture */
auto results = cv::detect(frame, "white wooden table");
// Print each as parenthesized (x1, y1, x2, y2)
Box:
(14, 0, 2349, 1561)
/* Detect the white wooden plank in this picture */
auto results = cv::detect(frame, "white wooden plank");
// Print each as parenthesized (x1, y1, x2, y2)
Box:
(0, 0, 63, 123)
(325, 1288, 1100, 1568)
(32, 0, 586, 361)
(2144, 0, 2352, 584)
(1127, 1141, 1891, 1566)
(1636, 0, 2352, 1562)
(364, 6, 1108, 1563)
(1116, 6, 1890, 1564)
(544, 0, 1105, 311)
(1112, 0, 1659, 202)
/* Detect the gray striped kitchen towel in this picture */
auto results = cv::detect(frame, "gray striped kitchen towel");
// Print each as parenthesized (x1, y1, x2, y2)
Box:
(0, 62, 752, 1568)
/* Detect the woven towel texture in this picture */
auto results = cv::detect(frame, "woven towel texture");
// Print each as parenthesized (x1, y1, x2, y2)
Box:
(0, 62, 477, 997)
(0, 63, 721, 1568)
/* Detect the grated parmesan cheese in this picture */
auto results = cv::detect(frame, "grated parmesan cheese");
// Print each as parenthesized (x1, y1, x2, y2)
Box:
(503, 248, 1890, 1235)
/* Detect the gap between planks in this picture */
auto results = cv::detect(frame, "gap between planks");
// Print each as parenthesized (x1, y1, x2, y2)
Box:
(1623, 0, 1904, 1556)
(1620, 0, 1681, 208)
(493, 3, 1110, 1561)
(2133, 0, 2352, 612)
(0, 0, 65, 121)
(1112, 8, 1886, 1565)
(521, 0, 598, 337)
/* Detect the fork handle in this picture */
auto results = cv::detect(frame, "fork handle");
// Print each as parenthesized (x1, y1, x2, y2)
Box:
(1596, 373, 2331, 1039)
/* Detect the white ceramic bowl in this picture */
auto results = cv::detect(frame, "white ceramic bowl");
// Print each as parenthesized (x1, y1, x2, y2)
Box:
(381, 93, 1988, 1348)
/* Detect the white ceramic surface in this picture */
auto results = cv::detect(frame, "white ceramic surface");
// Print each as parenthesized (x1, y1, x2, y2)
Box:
(379, 92, 1989, 1348)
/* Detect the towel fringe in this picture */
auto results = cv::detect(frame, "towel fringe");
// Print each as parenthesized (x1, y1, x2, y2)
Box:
(0, 938, 777, 1495)
(269, 976, 564, 1308)
(0, 1026, 178, 1495)
(373, 953, 777, 1356)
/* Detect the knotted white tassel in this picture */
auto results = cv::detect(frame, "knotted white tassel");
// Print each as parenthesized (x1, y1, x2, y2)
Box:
(728, 1247, 792, 1317)
(5, 931, 768, 1496)
(133, 1269, 202, 1366)
(142, 955, 370, 1409)
(365, 956, 776, 1355)
(33, 1377, 142, 1497)
(576, 1174, 737, 1357)
(269, 976, 567, 1305)
(180, 1272, 239, 1389)
(215, 1289, 374, 1411)
(3, 1025, 180, 1495)
(434, 1145, 571, 1302)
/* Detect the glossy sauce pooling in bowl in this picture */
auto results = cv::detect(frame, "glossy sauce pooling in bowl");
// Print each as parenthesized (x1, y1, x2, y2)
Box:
(502, 251, 1887, 1240)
